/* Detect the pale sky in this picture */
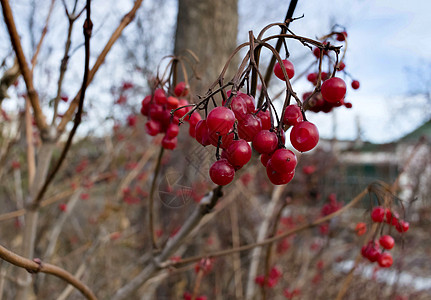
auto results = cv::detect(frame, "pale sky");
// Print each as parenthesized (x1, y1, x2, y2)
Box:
(1, 0, 430, 144)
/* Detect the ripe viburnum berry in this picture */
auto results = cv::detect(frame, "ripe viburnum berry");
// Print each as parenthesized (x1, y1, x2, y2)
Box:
(145, 120, 161, 136)
(252, 130, 278, 154)
(351, 80, 360, 90)
(378, 252, 393, 268)
(206, 107, 235, 136)
(174, 99, 190, 118)
(355, 222, 367, 236)
(307, 72, 318, 84)
(396, 220, 409, 233)
(166, 123, 179, 139)
(226, 139, 252, 169)
(162, 136, 177, 150)
(256, 109, 271, 130)
(362, 242, 381, 262)
(195, 120, 211, 146)
(266, 160, 295, 185)
(283, 105, 303, 126)
(371, 206, 385, 222)
(238, 114, 262, 142)
(230, 96, 248, 118)
(209, 159, 235, 186)
(174, 82, 189, 97)
(273, 59, 295, 80)
(140, 95, 152, 116)
(336, 31, 347, 41)
(260, 153, 272, 167)
(379, 235, 395, 250)
(226, 91, 255, 113)
(154, 88, 167, 105)
(166, 96, 179, 109)
(268, 149, 297, 174)
(338, 61, 346, 71)
(290, 121, 319, 152)
(321, 77, 347, 103)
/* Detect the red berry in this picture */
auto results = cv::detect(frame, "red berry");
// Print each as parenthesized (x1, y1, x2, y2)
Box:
(302, 165, 316, 175)
(145, 120, 161, 136)
(355, 222, 367, 236)
(378, 252, 393, 268)
(162, 136, 177, 150)
(256, 109, 271, 130)
(187, 112, 202, 127)
(255, 275, 265, 287)
(195, 120, 211, 146)
(336, 31, 347, 41)
(226, 91, 255, 113)
(252, 130, 278, 154)
(238, 114, 262, 142)
(351, 80, 360, 90)
(266, 160, 295, 185)
(371, 206, 385, 222)
(366, 246, 381, 263)
(290, 121, 319, 152)
(313, 47, 321, 58)
(269, 266, 282, 279)
(274, 59, 295, 81)
(209, 159, 235, 186)
(307, 72, 318, 84)
(338, 61, 346, 71)
(260, 153, 272, 167)
(396, 220, 409, 233)
(379, 235, 395, 250)
(230, 96, 248, 118)
(167, 96, 179, 109)
(127, 115, 137, 127)
(140, 95, 152, 116)
(226, 139, 252, 168)
(206, 107, 235, 136)
(154, 88, 167, 105)
(166, 123, 179, 139)
(174, 99, 190, 118)
(283, 105, 303, 126)
(174, 82, 189, 97)
(321, 77, 347, 103)
(268, 149, 297, 174)
(59, 203, 67, 212)
(344, 102, 353, 108)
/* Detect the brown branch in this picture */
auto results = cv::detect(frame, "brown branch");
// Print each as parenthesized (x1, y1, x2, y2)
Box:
(0, 0, 48, 135)
(57, 0, 144, 133)
(0, 243, 97, 300)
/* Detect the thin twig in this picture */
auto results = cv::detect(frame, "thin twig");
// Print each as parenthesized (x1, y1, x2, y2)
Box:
(58, 0, 144, 133)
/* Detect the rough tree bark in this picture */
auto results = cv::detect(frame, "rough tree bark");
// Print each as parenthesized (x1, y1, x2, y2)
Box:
(174, 0, 239, 95)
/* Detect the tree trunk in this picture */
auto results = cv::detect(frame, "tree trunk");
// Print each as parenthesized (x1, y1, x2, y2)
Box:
(174, 0, 239, 95)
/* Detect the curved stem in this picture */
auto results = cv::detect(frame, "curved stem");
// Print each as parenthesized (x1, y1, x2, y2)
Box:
(0, 243, 97, 299)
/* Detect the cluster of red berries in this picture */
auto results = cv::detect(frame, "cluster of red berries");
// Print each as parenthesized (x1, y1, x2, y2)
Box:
(193, 87, 319, 186)
(303, 31, 360, 113)
(140, 82, 200, 150)
(361, 206, 410, 268)
(255, 266, 282, 288)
